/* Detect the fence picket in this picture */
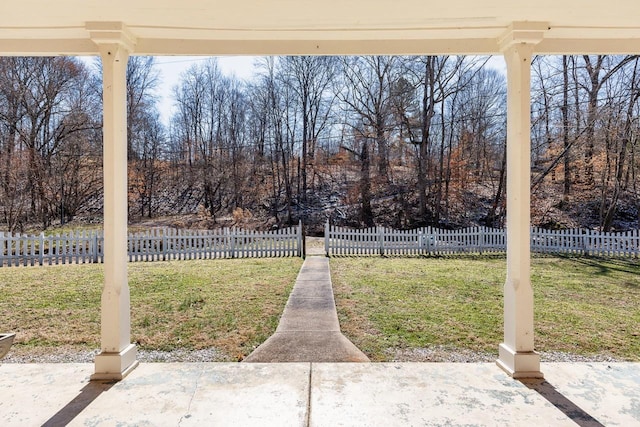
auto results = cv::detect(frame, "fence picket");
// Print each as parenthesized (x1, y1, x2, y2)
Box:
(4, 222, 640, 267)
(323, 221, 640, 259)
(0, 225, 303, 267)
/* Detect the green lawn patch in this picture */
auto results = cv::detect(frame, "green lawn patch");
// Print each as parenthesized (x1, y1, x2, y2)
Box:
(330, 256, 640, 361)
(0, 258, 302, 360)
(4, 255, 638, 363)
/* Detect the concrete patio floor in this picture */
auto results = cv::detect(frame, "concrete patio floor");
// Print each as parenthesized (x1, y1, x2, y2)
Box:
(1, 362, 639, 426)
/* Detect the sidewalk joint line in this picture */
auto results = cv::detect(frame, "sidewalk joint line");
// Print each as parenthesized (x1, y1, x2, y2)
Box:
(306, 363, 313, 427)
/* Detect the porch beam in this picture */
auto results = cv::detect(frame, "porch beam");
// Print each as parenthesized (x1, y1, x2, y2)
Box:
(496, 23, 546, 379)
(88, 22, 138, 381)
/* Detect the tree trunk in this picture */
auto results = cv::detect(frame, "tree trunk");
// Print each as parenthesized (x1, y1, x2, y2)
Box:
(376, 113, 388, 179)
(360, 142, 374, 227)
(562, 55, 571, 198)
(601, 61, 640, 230)
(485, 144, 507, 227)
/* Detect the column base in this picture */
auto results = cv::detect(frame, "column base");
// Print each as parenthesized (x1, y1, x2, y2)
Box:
(91, 343, 139, 381)
(496, 343, 543, 379)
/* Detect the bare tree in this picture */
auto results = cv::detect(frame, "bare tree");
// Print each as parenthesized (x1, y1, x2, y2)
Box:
(337, 56, 398, 226)
(170, 58, 258, 223)
(123, 56, 166, 218)
(279, 56, 337, 203)
(0, 57, 100, 230)
(598, 57, 640, 230)
(580, 55, 637, 185)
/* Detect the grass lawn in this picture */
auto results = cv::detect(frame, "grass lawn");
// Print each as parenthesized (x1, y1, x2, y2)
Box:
(3, 255, 638, 363)
(0, 258, 303, 360)
(330, 256, 640, 362)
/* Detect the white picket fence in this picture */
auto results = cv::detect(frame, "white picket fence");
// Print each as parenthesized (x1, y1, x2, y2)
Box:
(0, 222, 303, 267)
(325, 222, 640, 257)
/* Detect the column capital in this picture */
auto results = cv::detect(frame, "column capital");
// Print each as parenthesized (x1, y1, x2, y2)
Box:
(86, 21, 136, 55)
(498, 21, 549, 52)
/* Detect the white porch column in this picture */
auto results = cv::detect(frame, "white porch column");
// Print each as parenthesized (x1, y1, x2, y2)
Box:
(88, 23, 138, 381)
(497, 23, 546, 379)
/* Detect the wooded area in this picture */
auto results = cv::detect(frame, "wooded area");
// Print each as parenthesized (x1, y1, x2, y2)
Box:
(1, 54, 639, 233)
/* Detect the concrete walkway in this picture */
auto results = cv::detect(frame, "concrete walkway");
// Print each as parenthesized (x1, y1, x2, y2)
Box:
(1, 362, 639, 426)
(244, 256, 369, 363)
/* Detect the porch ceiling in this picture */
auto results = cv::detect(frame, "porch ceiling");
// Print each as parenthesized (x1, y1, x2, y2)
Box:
(1, 0, 639, 56)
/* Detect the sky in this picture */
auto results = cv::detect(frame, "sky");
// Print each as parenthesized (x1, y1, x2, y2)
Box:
(153, 56, 257, 125)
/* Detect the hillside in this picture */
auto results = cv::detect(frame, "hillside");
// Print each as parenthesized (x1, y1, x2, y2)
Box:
(17, 159, 638, 237)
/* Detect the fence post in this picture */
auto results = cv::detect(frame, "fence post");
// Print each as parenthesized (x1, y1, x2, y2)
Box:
(581, 229, 588, 256)
(22, 234, 28, 266)
(39, 233, 44, 266)
(229, 228, 236, 259)
(298, 220, 304, 258)
(478, 226, 484, 255)
(325, 221, 330, 257)
(7, 232, 13, 267)
(93, 232, 99, 264)
(162, 229, 168, 261)
(378, 226, 385, 256)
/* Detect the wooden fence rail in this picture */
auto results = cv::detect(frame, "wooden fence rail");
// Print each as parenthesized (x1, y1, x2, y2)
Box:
(0, 222, 303, 267)
(325, 222, 640, 257)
